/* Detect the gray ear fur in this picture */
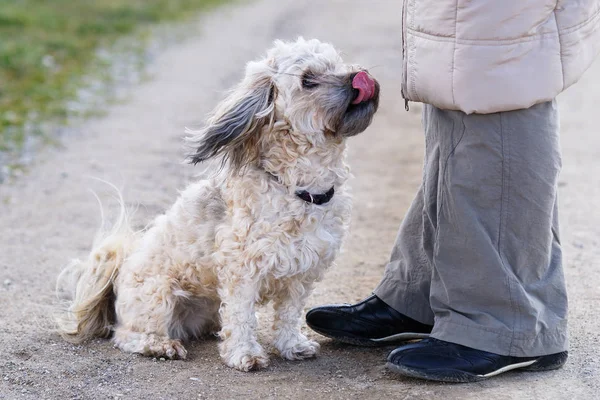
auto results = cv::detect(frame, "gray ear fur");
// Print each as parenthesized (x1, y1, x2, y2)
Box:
(187, 68, 276, 169)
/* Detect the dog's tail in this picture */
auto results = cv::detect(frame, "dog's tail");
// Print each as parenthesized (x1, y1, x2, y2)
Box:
(56, 186, 137, 343)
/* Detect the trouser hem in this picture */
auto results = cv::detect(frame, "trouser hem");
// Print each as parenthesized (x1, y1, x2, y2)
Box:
(431, 319, 568, 357)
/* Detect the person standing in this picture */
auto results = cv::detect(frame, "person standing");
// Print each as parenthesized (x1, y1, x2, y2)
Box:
(306, 0, 600, 383)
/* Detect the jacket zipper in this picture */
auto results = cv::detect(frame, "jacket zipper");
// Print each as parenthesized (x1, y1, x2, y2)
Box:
(401, 0, 410, 111)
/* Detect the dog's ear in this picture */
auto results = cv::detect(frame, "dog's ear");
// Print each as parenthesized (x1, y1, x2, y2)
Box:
(187, 60, 277, 169)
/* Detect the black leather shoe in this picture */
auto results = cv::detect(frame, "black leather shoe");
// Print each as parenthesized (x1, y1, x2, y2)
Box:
(305, 295, 432, 346)
(386, 338, 568, 383)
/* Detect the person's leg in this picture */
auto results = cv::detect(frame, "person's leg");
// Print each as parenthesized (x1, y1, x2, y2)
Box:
(428, 100, 567, 356)
(305, 103, 477, 344)
(387, 100, 568, 382)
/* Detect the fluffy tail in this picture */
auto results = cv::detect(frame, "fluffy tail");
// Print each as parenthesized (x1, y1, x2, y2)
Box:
(56, 186, 137, 343)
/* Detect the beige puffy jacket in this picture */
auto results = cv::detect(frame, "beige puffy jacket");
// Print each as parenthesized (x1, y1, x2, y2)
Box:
(402, 0, 600, 114)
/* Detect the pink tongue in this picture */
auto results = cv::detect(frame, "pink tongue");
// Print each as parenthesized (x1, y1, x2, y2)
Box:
(352, 71, 375, 104)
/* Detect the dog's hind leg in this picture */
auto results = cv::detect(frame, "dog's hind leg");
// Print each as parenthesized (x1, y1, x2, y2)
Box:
(111, 274, 189, 359)
(113, 329, 188, 359)
(272, 279, 320, 360)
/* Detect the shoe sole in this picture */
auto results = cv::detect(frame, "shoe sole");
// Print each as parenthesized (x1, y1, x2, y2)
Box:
(307, 325, 430, 347)
(386, 351, 568, 383)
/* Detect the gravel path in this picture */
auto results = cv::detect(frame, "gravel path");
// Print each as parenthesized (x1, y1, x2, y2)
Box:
(1, 1, 598, 398)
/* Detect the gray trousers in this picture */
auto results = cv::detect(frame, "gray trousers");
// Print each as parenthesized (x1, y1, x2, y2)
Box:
(374, 101, 568, 357)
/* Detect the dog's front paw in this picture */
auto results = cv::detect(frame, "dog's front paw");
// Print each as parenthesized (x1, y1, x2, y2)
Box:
(228, 352, 270, 372)
(279, 339, 320, 361)
(220, 340, 269, 372)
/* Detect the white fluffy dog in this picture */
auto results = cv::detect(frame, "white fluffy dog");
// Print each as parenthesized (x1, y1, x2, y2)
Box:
(57, 38, 380, 371)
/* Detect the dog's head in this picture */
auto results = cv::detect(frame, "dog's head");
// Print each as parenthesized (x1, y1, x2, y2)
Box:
(188, 38, 379, 171)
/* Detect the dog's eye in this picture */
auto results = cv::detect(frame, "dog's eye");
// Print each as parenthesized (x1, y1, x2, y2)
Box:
(301, 73, 319, 89)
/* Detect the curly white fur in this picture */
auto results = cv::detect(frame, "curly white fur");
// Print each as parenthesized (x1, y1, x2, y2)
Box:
(56, 38, 379, 371)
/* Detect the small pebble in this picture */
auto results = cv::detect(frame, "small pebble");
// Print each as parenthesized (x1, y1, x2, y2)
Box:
(159, 357, 166, 361)
(3, 279, 11, 286)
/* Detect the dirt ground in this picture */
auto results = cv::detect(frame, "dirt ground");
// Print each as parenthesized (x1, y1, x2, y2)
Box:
(1, 0, 599, 399)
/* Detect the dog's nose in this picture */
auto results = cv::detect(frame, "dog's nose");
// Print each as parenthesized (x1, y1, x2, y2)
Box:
(351, 71, 376, 104)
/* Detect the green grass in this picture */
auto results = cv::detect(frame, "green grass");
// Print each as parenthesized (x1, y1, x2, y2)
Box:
(0, 0, 223, 152)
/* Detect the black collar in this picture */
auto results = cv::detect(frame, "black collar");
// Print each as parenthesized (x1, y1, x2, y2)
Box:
(263, 170, 335, 205)
(295, 186, 335, 205)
